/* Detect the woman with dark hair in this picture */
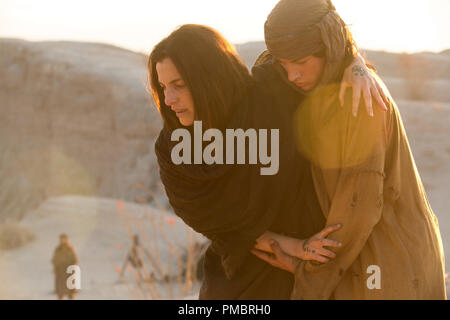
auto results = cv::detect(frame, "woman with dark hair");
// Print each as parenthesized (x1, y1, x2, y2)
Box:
(250, 0, 446, 300)
(149, 24, 388, 299)
(149, 26, 253, 132)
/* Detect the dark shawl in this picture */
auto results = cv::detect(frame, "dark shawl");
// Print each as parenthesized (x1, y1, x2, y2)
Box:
(155, 67, 325, 299)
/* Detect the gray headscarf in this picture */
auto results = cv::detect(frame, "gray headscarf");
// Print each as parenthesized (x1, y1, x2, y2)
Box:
(264, 0, 355, 87)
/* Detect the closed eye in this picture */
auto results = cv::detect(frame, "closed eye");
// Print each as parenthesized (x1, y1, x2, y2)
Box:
(294, 59, 308, 65)
(159, 81, 185, 90)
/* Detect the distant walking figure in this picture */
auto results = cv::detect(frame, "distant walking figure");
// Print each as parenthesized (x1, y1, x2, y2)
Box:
(51, 233, 79, 300)
(121, 235, 144, 276)
(120, 234, 159, 281)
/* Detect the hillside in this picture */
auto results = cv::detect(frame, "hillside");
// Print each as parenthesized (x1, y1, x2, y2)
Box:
(0, 38, 166, 223)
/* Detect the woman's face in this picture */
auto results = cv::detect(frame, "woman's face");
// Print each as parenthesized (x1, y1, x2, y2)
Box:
(156, 57, 195, 127)
(278, 55, 325, 91)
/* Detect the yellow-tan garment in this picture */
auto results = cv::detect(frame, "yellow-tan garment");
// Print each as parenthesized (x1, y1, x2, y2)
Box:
(291, 80, 447, 300)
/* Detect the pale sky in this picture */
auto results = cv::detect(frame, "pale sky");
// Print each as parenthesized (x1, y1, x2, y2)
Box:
(1, 0, 449, 54)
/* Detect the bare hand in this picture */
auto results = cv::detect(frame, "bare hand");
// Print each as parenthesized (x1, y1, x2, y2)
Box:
(339, 54, 389, 117)
(251, 223, 343, 270)
(251, 240, 300, 274)
(300, 224, 343, 263)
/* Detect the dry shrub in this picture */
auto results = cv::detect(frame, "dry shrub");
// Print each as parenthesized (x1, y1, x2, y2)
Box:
(0, 220, 36, 250)
(111, 187, 208, 300)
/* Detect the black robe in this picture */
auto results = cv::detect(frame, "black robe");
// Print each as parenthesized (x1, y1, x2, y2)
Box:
(155, 58, 325, 300)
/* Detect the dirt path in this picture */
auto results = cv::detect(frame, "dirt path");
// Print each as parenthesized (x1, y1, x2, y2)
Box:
(0, 196, 203, 299)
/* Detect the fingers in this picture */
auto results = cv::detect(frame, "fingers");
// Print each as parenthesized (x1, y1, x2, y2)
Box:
(371, 85, 387, 112)
(270, 240, 299, 273)
(375, 81, 389, 111)
(382, 88, 390, 106)
(250, 249, 283, 269)
(339, 82, 349, 107)
(317, 224, 342, 239)
(375, 79, 390, 106)
(310, 253, 330, 264)
(315, 247, 337, 259)
(352, 85, 362, 117)
(251, 241, 297, 274)
(250, 249, 272, 262)
(270, 240, 290, 264)
(320, 238, 342, 248)
(362, 85, 374, 117)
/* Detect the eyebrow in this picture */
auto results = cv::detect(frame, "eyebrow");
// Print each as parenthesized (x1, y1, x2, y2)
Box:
(277, 57, 308, 65)
(294, 57, 309, 63)
(159, 78, 183, 87)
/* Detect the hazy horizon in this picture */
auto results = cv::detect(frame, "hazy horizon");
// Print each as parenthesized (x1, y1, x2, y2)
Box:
(1, 0, 450, 55)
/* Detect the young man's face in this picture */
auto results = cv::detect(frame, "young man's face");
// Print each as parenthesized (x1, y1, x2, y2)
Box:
(278, 55, 325, 91)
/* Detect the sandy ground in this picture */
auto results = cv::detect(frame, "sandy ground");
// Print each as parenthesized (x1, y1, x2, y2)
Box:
(0, 195, 204, 300)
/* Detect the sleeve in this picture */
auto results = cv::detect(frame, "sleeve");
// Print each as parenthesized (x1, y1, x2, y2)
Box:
(203, 87, 294, 281)
(250, 53, 281, 99)
(291, 95, 393, 300)
(206, 163, 283, 280)
(208, 210, 275, 279)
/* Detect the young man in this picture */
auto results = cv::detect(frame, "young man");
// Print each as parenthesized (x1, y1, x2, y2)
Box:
(251, 0, 446, 300)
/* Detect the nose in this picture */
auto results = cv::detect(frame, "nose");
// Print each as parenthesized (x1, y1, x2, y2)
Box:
(164, 87, 178, 107)
(284, 62, 302, 83)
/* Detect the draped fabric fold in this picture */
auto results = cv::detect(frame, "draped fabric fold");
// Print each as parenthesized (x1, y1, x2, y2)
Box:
(155, 84, 305, 280)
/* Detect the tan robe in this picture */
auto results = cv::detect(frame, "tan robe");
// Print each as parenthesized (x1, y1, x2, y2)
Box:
(291, 79, 447, 300)
(51, 243, 79, 297)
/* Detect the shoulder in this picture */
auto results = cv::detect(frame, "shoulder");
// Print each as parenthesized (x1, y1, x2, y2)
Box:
(251, 50, 280, 86)
(251, 52, 281, 88)
(339, 71, 394, 141)
(370, 72, 399, 139)
(296, 82, 393, 169)
(338, 76, 395, 167)
(251, 52, 303, 110)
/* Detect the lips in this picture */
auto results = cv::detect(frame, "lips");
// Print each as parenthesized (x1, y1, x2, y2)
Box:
(172, 108, 188, 116)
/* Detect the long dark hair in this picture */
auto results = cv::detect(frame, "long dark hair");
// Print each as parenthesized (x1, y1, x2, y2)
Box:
(148, 24, 253, 131)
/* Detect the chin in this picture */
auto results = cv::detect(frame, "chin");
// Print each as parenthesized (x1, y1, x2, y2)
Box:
(179, 119, 194, 127)
(301, 84, 314, 91)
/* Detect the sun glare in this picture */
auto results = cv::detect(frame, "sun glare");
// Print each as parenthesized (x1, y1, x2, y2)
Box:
(334, 0, 447, 53)
(0, 0, 448, 53)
